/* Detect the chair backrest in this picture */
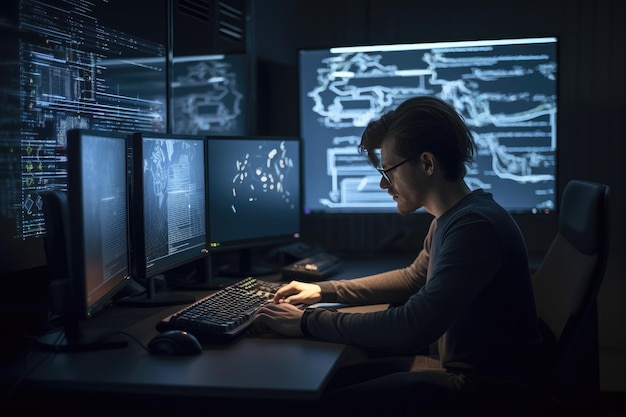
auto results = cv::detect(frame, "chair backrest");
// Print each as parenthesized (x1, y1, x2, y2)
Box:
(531, 179, 610, 407)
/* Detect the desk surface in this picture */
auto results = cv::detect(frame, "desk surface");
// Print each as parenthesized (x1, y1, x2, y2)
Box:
(18, 335, 345, 400)
(2, 253, 414, 411)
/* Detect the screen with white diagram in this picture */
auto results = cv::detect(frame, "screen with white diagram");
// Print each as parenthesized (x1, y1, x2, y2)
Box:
(299, 37, 558, 214)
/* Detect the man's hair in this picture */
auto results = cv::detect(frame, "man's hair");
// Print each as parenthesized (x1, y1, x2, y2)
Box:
(359, 96, 477, 181)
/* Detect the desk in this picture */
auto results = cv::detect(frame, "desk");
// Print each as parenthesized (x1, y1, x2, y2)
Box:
(1, 254, 413, 414)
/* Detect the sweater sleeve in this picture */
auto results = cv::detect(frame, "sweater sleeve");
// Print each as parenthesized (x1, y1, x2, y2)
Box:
(303, 214, 502, 355)
(316, 219, 434, 305)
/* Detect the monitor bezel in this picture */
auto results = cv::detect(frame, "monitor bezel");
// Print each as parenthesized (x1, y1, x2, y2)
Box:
(130, 131, 209, 283)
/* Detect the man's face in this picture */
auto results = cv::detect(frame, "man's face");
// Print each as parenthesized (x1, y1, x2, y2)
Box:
(379, 139, 429, 216)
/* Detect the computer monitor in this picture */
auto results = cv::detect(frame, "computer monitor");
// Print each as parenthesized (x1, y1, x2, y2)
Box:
(39, 129, 131, 351)
(299, 37, 558, 215)
(205, 136, 301, 284)
(124, 131, 208, 305)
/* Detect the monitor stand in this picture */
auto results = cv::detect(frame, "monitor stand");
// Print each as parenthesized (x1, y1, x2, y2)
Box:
(216, 248, 277, 277)
(173, 250, 279, 290)
(116, 274, 195, 307)
(35, 318, 128, 352)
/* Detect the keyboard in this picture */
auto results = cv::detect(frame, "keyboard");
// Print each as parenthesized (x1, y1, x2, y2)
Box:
(156, 277, 285, 342)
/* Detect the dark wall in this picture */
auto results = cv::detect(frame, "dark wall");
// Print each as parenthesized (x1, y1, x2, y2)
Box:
(250, 0, 626, 391)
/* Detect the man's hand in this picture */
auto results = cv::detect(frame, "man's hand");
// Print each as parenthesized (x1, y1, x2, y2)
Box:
(251, 302, 306, 337)
(272, 281, 322, 305)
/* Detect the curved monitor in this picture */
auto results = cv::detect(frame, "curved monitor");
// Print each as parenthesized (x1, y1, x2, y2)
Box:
(299, 37, 558, 215)
(40, 129, 131, 350)
(206, 136, 301, 278)
(128, 132, 208, 303)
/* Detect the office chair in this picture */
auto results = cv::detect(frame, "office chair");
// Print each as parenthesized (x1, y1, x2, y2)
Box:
(467, 179, 611, 416)
(531, 179, 611, 411)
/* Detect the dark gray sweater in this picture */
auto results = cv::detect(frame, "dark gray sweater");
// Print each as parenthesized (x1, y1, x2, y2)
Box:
(306, 190, 543, 381)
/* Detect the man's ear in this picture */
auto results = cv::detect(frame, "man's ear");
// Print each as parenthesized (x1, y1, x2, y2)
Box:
(420, 152, 436, 175)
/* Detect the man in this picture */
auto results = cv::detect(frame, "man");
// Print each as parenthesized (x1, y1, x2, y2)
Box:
(252, 96, 544, 415)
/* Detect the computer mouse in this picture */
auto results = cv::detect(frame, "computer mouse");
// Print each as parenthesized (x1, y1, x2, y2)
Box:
(148, 330, 202, 356)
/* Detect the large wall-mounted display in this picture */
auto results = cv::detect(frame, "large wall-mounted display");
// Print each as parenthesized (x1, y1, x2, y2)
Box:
(299, 37, 558, 214)
(171, 54, 247, 136)
(0, 0, 168, 274)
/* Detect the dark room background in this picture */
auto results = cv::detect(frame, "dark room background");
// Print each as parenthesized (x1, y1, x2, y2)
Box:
(0, 0, 623, 394)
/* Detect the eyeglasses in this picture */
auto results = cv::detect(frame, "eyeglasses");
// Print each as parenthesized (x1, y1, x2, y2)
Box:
(376, 158, 411, 185)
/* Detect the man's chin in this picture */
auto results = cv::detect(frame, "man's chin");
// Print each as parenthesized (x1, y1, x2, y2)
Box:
(395, 204, 411, 216)
(395, 201, 421, 216)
